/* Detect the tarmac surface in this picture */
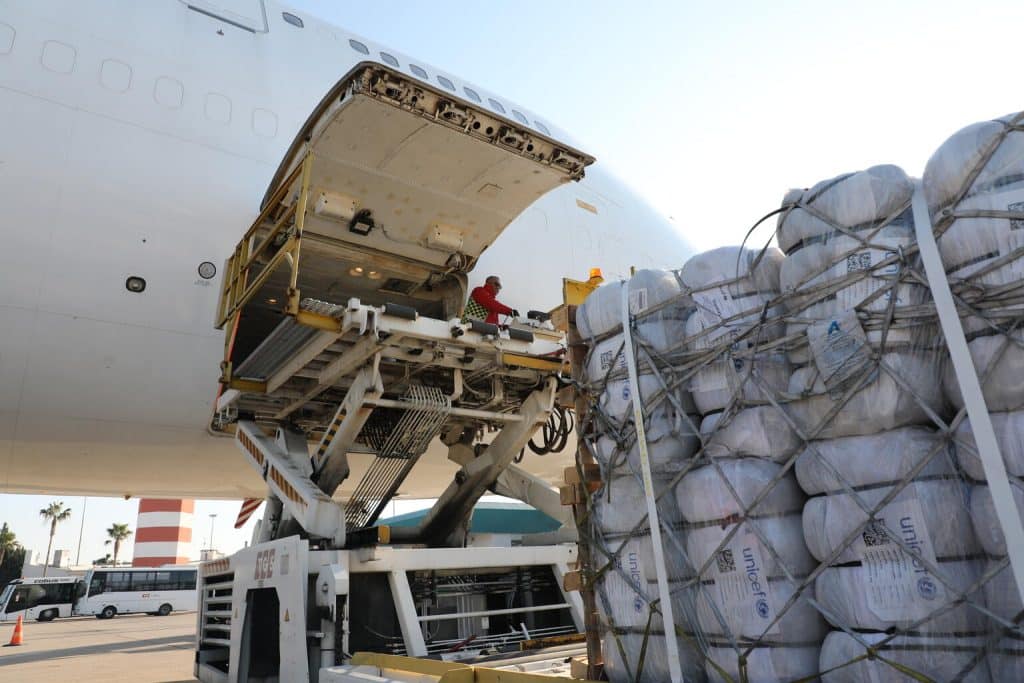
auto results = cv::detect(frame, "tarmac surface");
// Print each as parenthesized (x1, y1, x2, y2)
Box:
(0, 612, 195, 682)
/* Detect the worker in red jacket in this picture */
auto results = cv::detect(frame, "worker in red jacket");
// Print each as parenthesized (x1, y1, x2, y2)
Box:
(463, 275, 519, 325)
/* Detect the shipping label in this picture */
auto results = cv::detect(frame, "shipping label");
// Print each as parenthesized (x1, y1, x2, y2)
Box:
(710, 529, 781, 637)
(851, 495, 945, 623)
(807, 310, 873, 395)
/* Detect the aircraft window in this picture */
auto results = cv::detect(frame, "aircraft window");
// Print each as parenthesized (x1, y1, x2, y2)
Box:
(436, 75, 455, 91)
(534, 120, 551, 135)
(0, 23, 16, 55)
(348, 39, 369, 55)
(409, 64, 428, 79)
(463, 87, 481, 103)
(100, 59, 132, 93)
(154, 77, 184, 109)
(380, 52, 399, 67)
(511, 110, 529, 125)
(281, 12, 303, 28)
(488, 98, 506, 114)
(41, 40, 76, 74)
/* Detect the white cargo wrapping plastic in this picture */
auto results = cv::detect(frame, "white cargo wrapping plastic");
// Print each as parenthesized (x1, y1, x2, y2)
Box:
(779, 223, 921, 313)
(680, 247, 788, 416)
(701, 408, 802, 462)
(704, 644, 821, 683)
(596, 545, 689, 631)
(694, 573, 825, 641)
(802, 479, 979, 564)
(687, 353, 791, 416)
(815, 559, 987, 633)
(585, 320, 689, 380)
(593, 474, 681, 534)
(795, 427, 952, 495)
(819, 631, 993, 683)
(579, 112, 1024, 682)
(776, 165, 914, 255)
(577, 269, 689, 340)
(686, 515, 815, 578)
(943, 332, 1024, 412)
(786, 351, 944, 439)
(597, 373, 695, 429)
(969, 481, 1024, 556)
(601, 631, 706, 683)
(593, 426, 699, 475)
(955, 409, 1024, 480)
(675, 459, 804, 523)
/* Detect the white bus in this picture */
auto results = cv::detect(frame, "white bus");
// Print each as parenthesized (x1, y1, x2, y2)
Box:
(0, 566, 198, 621)
(77, 566, 198, 619)
(0, 576, 84, 622)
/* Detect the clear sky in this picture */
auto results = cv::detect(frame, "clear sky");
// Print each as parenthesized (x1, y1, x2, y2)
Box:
(4, 0, 1024, 566)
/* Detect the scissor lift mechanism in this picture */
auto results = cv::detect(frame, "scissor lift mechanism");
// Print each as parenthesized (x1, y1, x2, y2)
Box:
(198, 63, 595, 683)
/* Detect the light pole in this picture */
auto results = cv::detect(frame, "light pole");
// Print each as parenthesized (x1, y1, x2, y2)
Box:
(75, 496, 87, 566)
(208, 513, 217, 552)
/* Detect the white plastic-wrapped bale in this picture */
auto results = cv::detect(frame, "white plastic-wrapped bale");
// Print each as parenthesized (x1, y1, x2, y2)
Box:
(786, 350, 944, 439)
(802, 479, 978, 564)
(701, 408, 802, 463)
(680, 246, 789, 415)
(595, 535, 692, 632)
(601, 631, 707, 683)
(586, 319, 697, 428)
(943, 331, 1024, 413)
(591, 411, 700, 476)
(675, 455, 823, 677)
(776, 165, 915, 256)
(983, 560, 1024, 681)
(688, 516, 823, 638)
(593, 474, 681, 534)
(819, 631, 993, 683)
(577, 269, 690, 340)
(924, 112, 1024, 337)
(815, 559, 988, 634)
(795, 426, 953, 496)
(703, 644, 821, 683)
(955, 409, 1024, 480)
(969, 481, 1024, 557)
(684, 313, 791, 416)
(675, 458, 804, 523)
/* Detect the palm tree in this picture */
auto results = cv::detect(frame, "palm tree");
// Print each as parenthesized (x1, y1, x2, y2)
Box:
(39, 501, 72, 576)
(0, 523, 17, 567)
(105, 523, 133, 566)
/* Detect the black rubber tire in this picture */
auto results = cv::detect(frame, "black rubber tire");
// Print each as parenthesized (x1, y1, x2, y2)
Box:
(157, 603, 172, 616)
(38, 609, 57, 622)
(100, 605, 117, 619)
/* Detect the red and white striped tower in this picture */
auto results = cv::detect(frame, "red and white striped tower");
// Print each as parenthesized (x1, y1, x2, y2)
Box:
(132, 499, 194, 566)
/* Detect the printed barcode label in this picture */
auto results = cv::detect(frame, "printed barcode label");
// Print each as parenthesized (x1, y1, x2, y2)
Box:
(846, 252, 873, 272)
(852, 494, 945, 622)
(710, 529, 780, 636)
(861, 519, 890, 547)
(1010, 200, 1024, 231)
(716, 549, 736, 573)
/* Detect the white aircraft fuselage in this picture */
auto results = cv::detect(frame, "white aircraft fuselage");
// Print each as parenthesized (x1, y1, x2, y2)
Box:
(0, 0, 693, 500)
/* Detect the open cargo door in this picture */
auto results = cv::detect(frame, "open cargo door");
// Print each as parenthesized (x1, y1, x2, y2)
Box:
(213, 65, 591, 449)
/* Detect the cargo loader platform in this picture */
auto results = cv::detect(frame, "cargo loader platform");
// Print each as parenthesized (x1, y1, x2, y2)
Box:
(198, 62, 595, 682)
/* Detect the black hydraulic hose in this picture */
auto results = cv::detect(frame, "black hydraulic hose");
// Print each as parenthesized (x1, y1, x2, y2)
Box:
(527, 406, 574, 456)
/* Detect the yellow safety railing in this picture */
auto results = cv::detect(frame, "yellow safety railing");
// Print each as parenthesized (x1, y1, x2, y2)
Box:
(216, 151, 315, 331)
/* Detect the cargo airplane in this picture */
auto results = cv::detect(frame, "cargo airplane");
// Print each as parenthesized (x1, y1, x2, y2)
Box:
(0, 0, 693, 502)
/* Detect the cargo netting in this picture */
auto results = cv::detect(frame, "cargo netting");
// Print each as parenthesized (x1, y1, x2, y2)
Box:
(574, 111, 1024, 682)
